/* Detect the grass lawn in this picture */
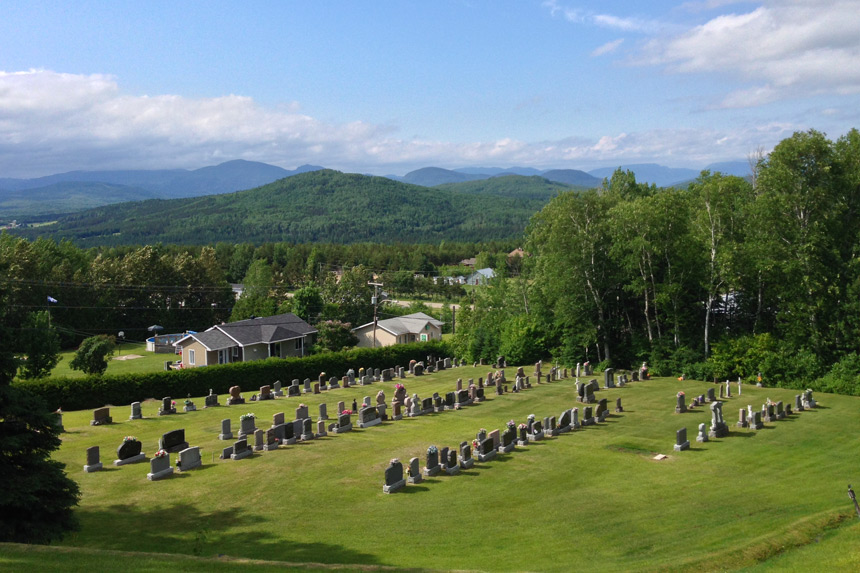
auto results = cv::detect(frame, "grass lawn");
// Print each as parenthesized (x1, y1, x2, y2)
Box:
(6, 366, 860, 571)
(40, 342, 177, 379)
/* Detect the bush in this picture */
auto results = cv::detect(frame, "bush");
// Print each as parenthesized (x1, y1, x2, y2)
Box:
(13, 340, 453, 411)
(811, 353, 860, 395)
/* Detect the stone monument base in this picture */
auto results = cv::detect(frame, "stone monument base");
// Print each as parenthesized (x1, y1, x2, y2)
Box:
(113, 453, 146, 466)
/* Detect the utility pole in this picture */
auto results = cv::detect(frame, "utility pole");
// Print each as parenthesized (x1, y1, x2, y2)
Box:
(368, 281, 383, 348)
(452, 305, 456, 335)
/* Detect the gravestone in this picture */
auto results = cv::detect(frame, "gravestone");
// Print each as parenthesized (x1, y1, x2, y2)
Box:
(709, 401, 729, 438)
(114, 438, 145, 466)
(631, 370, 639, 382)
(408, 457, 423, 484)
(220, 446, 233, 460)
(477, 438, 497, 462)
(271, 412, 285, 429)
(295, 404, 309, 421)
(582, 406, 595, 426)
(674, 428, 690, 451)
(302, 379, 311, 394)
(315, 420, 327, 438)
(238, 415, 257, 439)
(301, 418, 314, 441)
(572, 407, 580, 429)
(91, 407, 112, 426)
(273, 381, 283, 397)
(253, 429, 265, 451)
(604, 368, 615, 389)
(231, 438, 252, 460)
(159, 429, 189, 453)
(129, 402, 143, 420)
(696, 423, 709, 442)
(329, 376, 340, 389)
(706, 388, 716, 403)
(764, 403, 776, 423)
(559, 409, 572, 433)
(205, 390, 219, 408)
(719, 384, 724, 399)
(517, 424, 529, 446)
(500, 427, 516, 453)
(596, 398, 608, 422)
(259, 385, 273, 401)
(219, 418, 234, 440)
(529, 420, 544, 441)
(725, 380, 732, 398)
(183, 398, 197, 412)
(445, 449, 459, 475)
(737, 408, 748, 428)
(263, 428, 279, 450)
(455, 389, 472, 407)
(158, 397, 176, 416)
(489, 429, 501, 450)
(84, 446, 103, 472)
(313, 383, 320, 394)
(317, 403, 328, 421)
(358, 405, 381, 428)
(177, 446, 202, 471)
(421, 397, 434, 414)
(675, 393, 687, 414)
(147, 452, 174, 480)
(332, 412, 352, 433)
(776, 401, 785, 420)
(459, 442, 474, 469)
(227, 386, 245, 405)
(795, 394, 804, 412)
(750, 410, 764, 430)
(615, 398, 623, 413)
(445, 392, 456, 409)
(288, 383, 301, 397)
(414, 364, 424, 376)
(423, 446, 441, 476)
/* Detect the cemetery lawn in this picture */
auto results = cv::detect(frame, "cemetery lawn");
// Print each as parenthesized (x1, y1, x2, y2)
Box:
(20, 369, 860, 571)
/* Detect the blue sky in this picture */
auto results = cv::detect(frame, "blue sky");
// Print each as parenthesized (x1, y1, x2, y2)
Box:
(1, 0, 858, 177)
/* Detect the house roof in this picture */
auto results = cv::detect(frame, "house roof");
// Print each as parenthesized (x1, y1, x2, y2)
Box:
(175, 313, 317, 350)
(353, 312, 444, 336)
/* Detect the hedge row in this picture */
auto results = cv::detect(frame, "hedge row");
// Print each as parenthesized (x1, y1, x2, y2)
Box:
(14, 340, 453, 411)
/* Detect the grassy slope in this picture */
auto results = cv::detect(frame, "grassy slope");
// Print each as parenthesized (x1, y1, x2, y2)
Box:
(13, 368, 860, 572)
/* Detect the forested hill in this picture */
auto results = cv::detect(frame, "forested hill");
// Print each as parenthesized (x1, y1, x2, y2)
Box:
(14, 169, 559, 246)
(434, 174, 579, 200)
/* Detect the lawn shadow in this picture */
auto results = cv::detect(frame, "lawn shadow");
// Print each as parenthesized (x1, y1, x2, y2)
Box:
(397, 484, 431, 493)
(727, 430, 756, 438)
(74, 502, 384, 566)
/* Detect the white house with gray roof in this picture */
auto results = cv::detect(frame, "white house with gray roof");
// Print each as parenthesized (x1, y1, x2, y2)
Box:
(173, 313, 316, 368)
(352, 312, 444, 348)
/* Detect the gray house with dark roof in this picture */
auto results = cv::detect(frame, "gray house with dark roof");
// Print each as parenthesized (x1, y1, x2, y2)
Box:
(173, 313, 317, 368)
(352, 312, 443, 348)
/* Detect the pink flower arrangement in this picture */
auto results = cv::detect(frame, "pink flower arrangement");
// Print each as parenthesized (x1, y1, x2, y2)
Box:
(154, 449, 168, 458)
(342, 409, 353, 415)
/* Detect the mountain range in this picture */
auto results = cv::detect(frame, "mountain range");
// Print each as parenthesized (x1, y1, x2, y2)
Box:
(1, 158, 752, 223)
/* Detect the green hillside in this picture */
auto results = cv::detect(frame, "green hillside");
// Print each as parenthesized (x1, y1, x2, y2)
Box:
(435, 173, 579, 199)
(0, 181, 157, 220)
(14, 170, 552, 246)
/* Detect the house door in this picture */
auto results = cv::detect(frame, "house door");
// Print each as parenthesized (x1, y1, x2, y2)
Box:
(218, 350, 227, 364)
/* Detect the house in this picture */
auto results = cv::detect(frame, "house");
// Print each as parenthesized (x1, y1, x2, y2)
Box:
(173, 313, 317, 368)
(352, 312, 444, 348)
(465, 267, 495, 285)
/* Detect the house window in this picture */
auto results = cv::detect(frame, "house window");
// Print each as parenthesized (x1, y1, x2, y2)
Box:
(232, 346, 239, 358)
(269, 342, 281, 357)
(295, 339, 302, 350)
(218, 350, 226, 364)
(420, 333, 428, 342)
(188, 349, 195, 365)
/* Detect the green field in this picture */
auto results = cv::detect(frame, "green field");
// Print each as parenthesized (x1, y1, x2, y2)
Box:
(43, 342, 177, 379)
(3, 366, 859, 572)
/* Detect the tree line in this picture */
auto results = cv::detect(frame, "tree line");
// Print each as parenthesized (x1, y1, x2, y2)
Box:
(453, 129, 860, 395)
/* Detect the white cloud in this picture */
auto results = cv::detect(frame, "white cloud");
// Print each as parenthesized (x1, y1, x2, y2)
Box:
(591, 39, 624, 57)
(640, 1, 860, 107)
(544, 1, 660, 33)
(0, 69, 809, 177)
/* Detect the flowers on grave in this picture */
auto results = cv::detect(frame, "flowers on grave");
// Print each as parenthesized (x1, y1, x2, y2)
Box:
(55, 407, 62, 414)
(299, 403, 307, 408)
(527, 414, 535, 421)
(171, 400, 176, 406)
(240, 413, 255, 421)
(395, 383, 404, 391)
(454, 404, 461, 410)
(154, 449, 168, 458)
(479, 428, 487, 434)
(122, 435, 138, 443)
(471, 439, 479, 450)
(390, 458, 400, 465)
(677, 391, 685, 397)
(518, 423, 528, 430)
(342, 409, 352, 415)
(506, 420, 516, 429)
(427, 445, 438, 455)
(184, 399, 192, 405)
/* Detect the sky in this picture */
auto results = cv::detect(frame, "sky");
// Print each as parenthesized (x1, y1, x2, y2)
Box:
(1, 0, 859, 178)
